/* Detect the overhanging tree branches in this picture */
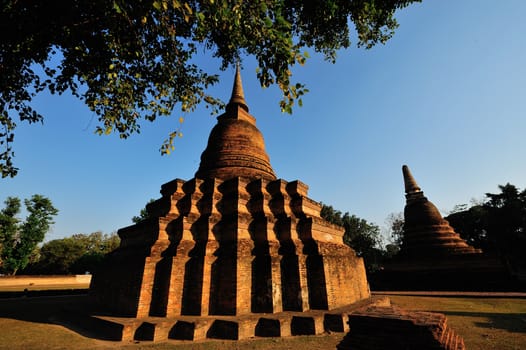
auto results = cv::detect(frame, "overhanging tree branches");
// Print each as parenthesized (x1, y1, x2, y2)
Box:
(0, 0, 421, 177)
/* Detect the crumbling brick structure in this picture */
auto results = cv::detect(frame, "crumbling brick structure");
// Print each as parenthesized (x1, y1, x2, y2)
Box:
(337, 306, 465, 350)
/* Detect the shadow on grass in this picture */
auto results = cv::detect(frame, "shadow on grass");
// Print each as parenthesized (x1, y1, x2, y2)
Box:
(429, 310, 526, 334)
(0, 295, 123, 341)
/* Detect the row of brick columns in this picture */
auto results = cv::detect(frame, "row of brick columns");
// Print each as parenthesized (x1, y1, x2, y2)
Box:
(134, 240, 318, 318)
(133, 177, 327, 318)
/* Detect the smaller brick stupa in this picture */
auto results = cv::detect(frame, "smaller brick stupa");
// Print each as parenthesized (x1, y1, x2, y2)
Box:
(400, 165, 481, 259)
(372, 165, 510, 291)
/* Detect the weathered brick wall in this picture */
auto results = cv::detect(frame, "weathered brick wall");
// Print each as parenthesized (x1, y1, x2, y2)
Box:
(89, 252, 146, 317)
(91, 176, 370, 317)
(322, 245, 369, 309)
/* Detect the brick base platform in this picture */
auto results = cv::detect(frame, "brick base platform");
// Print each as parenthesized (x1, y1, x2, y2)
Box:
(57, 296, 390, 342)
(337, 305, 465, 350)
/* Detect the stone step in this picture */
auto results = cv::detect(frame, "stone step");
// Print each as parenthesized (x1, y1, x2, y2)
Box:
(59, 300, 388, 343)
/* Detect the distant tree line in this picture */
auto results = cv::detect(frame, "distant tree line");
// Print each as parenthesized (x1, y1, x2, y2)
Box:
(23, 231, 120, 275)
(320, 204, 392, 273)
(1, 193, 120, 275)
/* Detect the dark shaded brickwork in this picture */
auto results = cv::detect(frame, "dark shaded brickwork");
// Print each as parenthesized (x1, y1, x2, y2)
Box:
(337, 306, 465, 350)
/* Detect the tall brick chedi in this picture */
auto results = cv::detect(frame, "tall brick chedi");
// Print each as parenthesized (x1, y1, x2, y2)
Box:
(90, 68, 370, 318)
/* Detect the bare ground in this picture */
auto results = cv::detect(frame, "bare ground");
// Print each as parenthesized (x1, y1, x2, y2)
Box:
(0, 294, 525, 349)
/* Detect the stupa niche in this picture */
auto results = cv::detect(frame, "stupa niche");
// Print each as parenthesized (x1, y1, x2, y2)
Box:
(89, 68, 370, 340)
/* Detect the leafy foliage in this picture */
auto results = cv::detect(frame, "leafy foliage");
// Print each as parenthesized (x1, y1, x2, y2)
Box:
(320, 204, 382, 271)
(446, 204, 489, 249)
(386, 212, 404, 244)
(0, 195, 58, 275)
(446, 183, 526, 272)
(0, 0, 421, 177)
(384, 212, 404, 257)
(131, 198, 156, 223)
(24, 231, 120, 275)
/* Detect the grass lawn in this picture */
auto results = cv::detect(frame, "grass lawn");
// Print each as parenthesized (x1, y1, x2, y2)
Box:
(0, 294, 524, 349)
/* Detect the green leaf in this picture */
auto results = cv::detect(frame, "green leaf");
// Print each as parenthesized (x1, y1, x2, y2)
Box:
(113, 2, 122, 14)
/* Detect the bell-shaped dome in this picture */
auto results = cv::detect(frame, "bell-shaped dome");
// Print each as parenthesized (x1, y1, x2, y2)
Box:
(404, 197, 444, 227)
(195, 67, 276, 180)
(400, 165, 482, 258)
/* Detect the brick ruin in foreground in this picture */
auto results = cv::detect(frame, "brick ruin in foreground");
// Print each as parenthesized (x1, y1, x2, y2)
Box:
(337, 306, 465, 350)
(372, 165, 510, 291)
(89, 68, 370, 339)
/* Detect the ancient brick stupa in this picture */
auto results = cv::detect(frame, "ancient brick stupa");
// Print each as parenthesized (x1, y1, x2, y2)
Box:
(89, 68, 370, 340)
(372, 165, 510, 291)
(400, 165, 482, 259)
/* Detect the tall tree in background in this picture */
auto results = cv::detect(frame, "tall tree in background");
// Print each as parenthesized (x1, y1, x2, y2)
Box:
(0, 0, 421, 177)
(446, 183, 526, 273)
(481, 184, 525, 271)
(0, 195, 58, 275)
(0, 197, 20, 271)
(384, 212, 404, 257)
(445, 203, 488, 250)
(320, 204, 382, 271)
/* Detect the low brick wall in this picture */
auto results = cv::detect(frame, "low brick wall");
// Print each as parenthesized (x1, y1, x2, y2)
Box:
(0, 275, 92, 287)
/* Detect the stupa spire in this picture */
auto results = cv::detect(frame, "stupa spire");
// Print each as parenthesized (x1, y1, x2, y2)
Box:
(402, 165, 422, 196)
(227, 63, 249, 112)
(195, 66, 276, 180)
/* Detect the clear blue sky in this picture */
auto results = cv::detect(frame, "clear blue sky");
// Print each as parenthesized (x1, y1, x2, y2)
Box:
(2, 1, 526, 242)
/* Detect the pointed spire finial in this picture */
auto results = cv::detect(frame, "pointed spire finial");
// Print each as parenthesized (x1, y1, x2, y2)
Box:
(402, 165, 422, 195)
(227, 63, 249, 112)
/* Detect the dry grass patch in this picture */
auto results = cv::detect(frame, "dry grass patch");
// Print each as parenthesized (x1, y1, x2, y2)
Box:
(0, 294, 525, 349)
